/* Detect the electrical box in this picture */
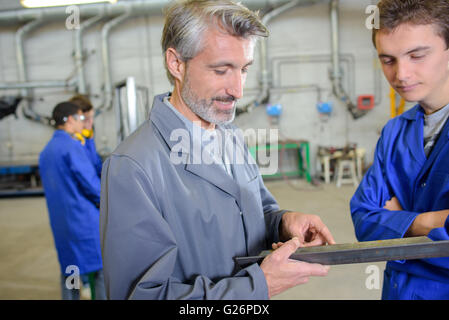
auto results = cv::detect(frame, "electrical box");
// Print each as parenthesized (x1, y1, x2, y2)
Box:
(357, 95, 375, 110)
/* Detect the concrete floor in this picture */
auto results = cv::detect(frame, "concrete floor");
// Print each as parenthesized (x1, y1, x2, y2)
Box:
(0, 179, 384, 300)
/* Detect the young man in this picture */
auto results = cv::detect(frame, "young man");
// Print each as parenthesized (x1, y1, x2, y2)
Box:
(351, 0, 449, 299)
(39, 102, 106, 300)
(100, 0, 334, 300)
(69, 94, 103, 178)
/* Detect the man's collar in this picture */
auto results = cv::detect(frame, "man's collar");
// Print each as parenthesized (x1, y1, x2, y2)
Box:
(400, 104, 423, 121)
(401, 103, 449, 120)
(150, 92, 193, 151)
(162, 95, 194, 131)
(150, 92, 236, 153)
(54, 129, 85, 145)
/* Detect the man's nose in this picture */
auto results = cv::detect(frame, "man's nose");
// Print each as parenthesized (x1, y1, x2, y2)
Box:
(395, 60, 411, 82)
(226, 72, 244, 100)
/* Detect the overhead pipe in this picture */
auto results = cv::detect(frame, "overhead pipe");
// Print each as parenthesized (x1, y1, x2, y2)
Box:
(258, 0, 305, 104)
(238, 0, 326, 115)
(329, 0, 340, 92)
(0, 1, 157, 25)
(16, 19, 42, 97)
(0, 1, 295, 26)
(0, 0, 298, 128)
(270, 84, 322, 102)
(74, 11, 105, 94)
(15, 18, 53, 125)
(329, 0, 365, 119)
(97, 9, 132, 113)
(1, 0, 315, 118)
(0, 79, 77, 90)
(271, 53, 356, 102)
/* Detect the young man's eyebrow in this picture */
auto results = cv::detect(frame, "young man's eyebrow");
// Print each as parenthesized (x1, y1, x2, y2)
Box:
(378, 53, 394, 59)
(378, 46, 431, 59)
(405, 46, 431, 54)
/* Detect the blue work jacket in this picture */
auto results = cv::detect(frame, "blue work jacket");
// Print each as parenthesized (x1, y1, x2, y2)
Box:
(85, 137, 103, 178)
(351, 104, 449, 300)
(39, 130, 102, 275)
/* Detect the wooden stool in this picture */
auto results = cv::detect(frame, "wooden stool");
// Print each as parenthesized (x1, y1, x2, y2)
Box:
(336, 159, 358, 187)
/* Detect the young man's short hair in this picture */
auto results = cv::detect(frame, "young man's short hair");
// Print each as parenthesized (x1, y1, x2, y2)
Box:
(69, 94, 93, 113)
(52, 102, 81, 127)
(372, 0, 449, 49)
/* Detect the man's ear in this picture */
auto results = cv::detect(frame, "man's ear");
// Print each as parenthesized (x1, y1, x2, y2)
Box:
(66, 115, 74, 125)
(165, 48, 186, 83)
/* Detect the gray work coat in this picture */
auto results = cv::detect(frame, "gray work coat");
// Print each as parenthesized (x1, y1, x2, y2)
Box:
(100, 93, 285, 299)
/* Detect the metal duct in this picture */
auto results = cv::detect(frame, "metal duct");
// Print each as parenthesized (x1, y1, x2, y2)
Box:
(98, 9, 131, 112)
(1, 0, 369, 123)
(0, 0, 293, 25)
(15, 18, 55, 125)
(0, 79, 77, 90)
(74, 12, 105, 94)
(270, 53, 356, 103)
(257, 0, 326, 106)
(238, 0, 327, 115)
(329, 0, 366, 119)
(0, 1, 159, 25)
(0, 0, 294, 121)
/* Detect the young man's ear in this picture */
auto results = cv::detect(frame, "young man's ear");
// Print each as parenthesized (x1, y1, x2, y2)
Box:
(66, 115, 73, 125)
(165, 48, 186, 83)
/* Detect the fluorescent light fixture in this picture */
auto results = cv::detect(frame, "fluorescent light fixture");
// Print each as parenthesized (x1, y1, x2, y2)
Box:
(21, 0, 117, 8)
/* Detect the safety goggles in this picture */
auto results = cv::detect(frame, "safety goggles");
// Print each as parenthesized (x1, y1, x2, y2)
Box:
(62, 114, 85, 122)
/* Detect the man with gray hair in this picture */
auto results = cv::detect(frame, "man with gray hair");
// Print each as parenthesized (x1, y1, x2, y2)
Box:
(100, 0, 334, 300)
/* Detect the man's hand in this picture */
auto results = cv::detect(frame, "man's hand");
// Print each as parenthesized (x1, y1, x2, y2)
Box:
(406, 209, 449, 237)
(260, 237, 330, 298)
(383, 197, 449, 237)
(279, 212, 336, 247)
(383, 196, 403, 211)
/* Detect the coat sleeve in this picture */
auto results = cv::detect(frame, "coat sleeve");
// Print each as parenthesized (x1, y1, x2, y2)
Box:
(100, 155, 269, 300)
(422, 213, 449, 269)
(428, 214, 449, 241)
(444, 217, 449, 234)
(66, 143, 101, 204)
(258, 175, 286, 245)
(244, 141, 285, 246)
(350, 130, 419, 241)
(86, 138, 103, 178)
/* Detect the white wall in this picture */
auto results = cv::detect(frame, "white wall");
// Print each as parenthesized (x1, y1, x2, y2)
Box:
(0, 0, 405, 174)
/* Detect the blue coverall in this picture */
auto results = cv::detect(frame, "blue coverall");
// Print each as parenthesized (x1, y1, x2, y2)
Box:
(39, 130, 102, 276)
(351, 104, 449, 299)
(84, 136, 102, 178)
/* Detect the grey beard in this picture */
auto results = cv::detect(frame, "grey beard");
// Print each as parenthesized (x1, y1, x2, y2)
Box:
(181, 80, 236, 126)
